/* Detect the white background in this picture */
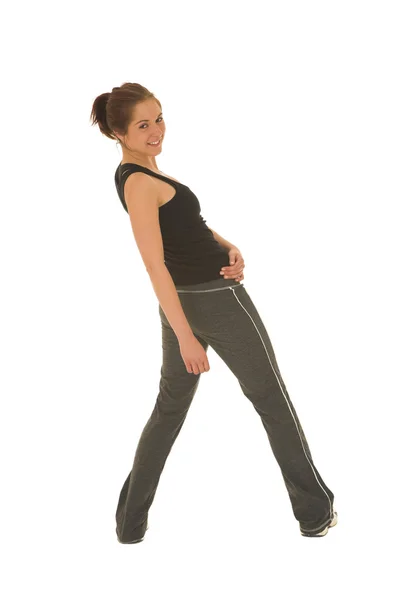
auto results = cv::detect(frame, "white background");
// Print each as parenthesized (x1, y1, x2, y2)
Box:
(1, 0, 399, 598)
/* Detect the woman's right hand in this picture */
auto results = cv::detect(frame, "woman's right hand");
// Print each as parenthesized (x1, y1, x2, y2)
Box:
(178, 335, 210, 374)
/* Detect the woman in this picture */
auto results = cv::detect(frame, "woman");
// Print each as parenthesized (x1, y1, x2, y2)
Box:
(90, 82, 337, 543)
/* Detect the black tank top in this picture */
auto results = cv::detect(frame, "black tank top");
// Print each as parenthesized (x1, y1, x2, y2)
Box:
(114, 163, 230, 285)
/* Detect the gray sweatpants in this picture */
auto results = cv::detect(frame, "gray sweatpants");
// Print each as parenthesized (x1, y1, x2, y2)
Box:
(115, 277, 335, 541)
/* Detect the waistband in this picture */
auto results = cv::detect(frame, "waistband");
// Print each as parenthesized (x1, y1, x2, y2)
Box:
(175, 277, 244, 293)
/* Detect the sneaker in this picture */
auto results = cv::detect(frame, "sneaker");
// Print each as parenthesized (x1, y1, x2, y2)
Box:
(300, 511, 338, 537)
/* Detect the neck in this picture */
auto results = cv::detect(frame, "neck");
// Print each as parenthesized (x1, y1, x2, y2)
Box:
(121, 153, 158, 171)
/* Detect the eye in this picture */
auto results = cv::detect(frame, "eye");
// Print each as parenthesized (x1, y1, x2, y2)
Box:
(140, 116, 163, 129)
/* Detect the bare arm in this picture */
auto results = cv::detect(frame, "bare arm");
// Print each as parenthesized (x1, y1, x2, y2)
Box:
(148, 264, 193, 341)
(124, 172, 194, 342)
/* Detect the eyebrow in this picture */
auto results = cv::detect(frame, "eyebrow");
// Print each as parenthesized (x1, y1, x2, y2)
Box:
(134, 112, 163, 125)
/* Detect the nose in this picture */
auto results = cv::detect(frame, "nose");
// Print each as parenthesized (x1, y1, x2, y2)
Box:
(151, 126, 163, 138)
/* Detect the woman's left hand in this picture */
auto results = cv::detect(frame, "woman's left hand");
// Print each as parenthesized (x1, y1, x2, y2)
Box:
(219, 246, 245, 282)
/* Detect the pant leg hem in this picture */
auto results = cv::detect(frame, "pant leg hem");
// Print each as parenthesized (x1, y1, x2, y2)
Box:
(299, 514, 332, 534)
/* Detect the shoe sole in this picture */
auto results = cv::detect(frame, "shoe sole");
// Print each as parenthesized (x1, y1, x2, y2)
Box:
(300, 511, 338, 537)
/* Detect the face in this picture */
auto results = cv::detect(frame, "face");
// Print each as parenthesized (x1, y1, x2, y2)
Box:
(117, 98, 166, 160)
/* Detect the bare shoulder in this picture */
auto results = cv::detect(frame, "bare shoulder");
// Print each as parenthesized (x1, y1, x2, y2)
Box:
(123, 171, 160, 209)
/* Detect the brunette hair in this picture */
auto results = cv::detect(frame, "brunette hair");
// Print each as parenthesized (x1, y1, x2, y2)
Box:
(89, 82, 162, 147)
